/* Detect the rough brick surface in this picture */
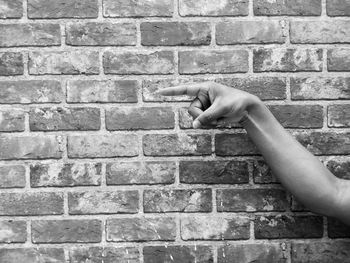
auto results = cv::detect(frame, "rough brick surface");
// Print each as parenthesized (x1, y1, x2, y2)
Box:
(327, 0, 350, 16)
(327, 158, 350, 179)
(69, 247, 139, 263)
(254, 0, 322, 16)
(0, 248, 65, 263)
(0, 165, 26, 188)
(0, 52, 23, 76)
(0, 221, 26, 243)
(0, 0, 23, 18)
(179, 0, 248, 16)
(328, 105, 350, 127)
(0, 109, 25, 132)
(328, 48, 350, 71)
(215, 133, 258, 156)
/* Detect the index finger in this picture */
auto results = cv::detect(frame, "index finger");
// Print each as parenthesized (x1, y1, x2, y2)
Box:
(158, 83, 205, 96)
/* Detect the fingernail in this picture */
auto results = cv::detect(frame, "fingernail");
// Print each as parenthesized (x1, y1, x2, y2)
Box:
(193, 120, 201, 129)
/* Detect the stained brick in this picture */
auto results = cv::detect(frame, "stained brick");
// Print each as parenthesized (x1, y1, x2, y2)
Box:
(179, 0, 248, 16)
(0, 0, 23, 18)
(0, 248, 65, 263)
(327, 158, 350, 180)
(0, 165, 26, 188)
(0, 109, 25, 132)
(69, 247, 139, 263)
(215, 133, 258, 156)
(328, 105, 350, 127)
(328, 49, 350, 71)
(254, 0, 322, 16)
(327, 0, 350, 16)
(0, 221, 26, 243)
(253, 160, 279, 184)
(0, 52, 23, 76)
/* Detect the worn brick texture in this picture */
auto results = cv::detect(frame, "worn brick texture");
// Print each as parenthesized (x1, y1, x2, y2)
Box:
(0, 0, 349, 262)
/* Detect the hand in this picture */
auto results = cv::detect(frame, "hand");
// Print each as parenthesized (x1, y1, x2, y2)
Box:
(158, 81, 261, 128)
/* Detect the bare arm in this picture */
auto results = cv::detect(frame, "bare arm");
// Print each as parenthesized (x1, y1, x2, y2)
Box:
(159, 81, 350, 225)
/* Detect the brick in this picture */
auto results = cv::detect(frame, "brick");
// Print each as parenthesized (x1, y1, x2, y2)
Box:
(179, 0, 248, 16)
(0, 135, 63, 160)
(291, 21, 350, 44)
(32, 220, 101, 243)
(0, 24, 60, 47)
(141, 22, 211, 46)
(30, 162, 101, 187)
(181, 216, 250, 240)
(295, 131, 350, 155)
(291, 77, 350, 100)
(29, 51, 99, 75)
(143, 134, 211, 156)
(0, 0, 22, 18)
(0, 248, 65, 263)
(106, 217, 176, 241)
(253, 48, 323, 72)
(217, 189, 288, 212)
(106, 107, 174, 130)
(269, 105, 323, 128)
(0, 165, 26, 188)
(291, 197, 309, 212)
(254, 0, 322, 16)
(103, 0, 173, 17)
(106, 161, 176, 185)
(328, 105, 350, 127)
(218, 244, 287, 263)
(103, 51, 174, 75)
(66, 22, 136, 46)
(0, 52, 23, 76)
(68, 134, 138, 158)
(179, 50, 248, 74)
(67, 80, 138, 103)
(28, 0, 98, 18)
(0, 109, 25, 132)
(69, 247, 139, 263)
(29, 107, 100, 131)
(179, 160, 249, 184)
(327, 0, 350, 16)
(0, 221, 26, 243)
(253, 160, 279, 184)
(68, 190, 139, 214)
(215, 133, 258, 156)
(144, 189, 212, 213)
(144, 245, 213, 263)
(0, 192, 63, 215)
(291, 241, 350, 262)
(255, 215, 323, 239)
(217, 21, 285, 44)
(328, 218, 350, 238)
(328, 49, 350, 71)
(327, 158, 350, 180)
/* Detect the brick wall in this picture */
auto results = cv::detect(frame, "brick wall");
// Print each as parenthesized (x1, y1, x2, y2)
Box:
(0, 0, 350, 262)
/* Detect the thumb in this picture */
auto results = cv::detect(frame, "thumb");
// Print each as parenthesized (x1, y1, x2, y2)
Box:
(193, 101, 225, 128)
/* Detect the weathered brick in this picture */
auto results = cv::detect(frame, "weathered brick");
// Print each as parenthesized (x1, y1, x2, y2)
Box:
(254, 0, 322, 16)
(29, 51, 99, 75)
(253, 160, 279, 184)
(0, 221, 26, 243)
(0, 192, 63, 215)
(29, 107, 100, 131)
(216, 21, 285, 44)
(106, 217, 176, 241)
(0, 52, 23, 76)
(179, 160, 249, 184)
(255, 215, 323, 239)
(103, 51, 174, 75)
(0, 109, 25, 132)
(215, 133, 258, 156)
(0, 135, 63, 160)
(103, 0, 173, 17)
(67, 80, 138, 103)
(328, 105, 350, 127)
(144, 245, 213, 263)
(291, 77, 350, 100)
(327, 158, 350, 180)
(0, 0, 23, 18)
(327, 0, 350, 16)
(32, 220, 101, 243)
(0, 248, 65, 263)
(0, 80, 63, 104)
(144, 189, 212, 213)
(181, 216, 250, 240)
(291, 21, 350, 43)
(143, 134, 211, 156)
(68, 134, 138, 158)
(253, 48, 323, 72)
(106, 107, 174, 130)
(28, 0, 98, 18)
(328, 218, 350, 238)
(66, 22, 136, 46)
(141, 22, 211, 46)
(106, 161, 176, 185)
(291, 241, 350, 262)
(0, 24, 60, 47)
(295, 131, 350, 155)
(269, 105, 323, 128)
(68, 190, 139, 214)
(0, 165, 26, 188)
(328, 49, 350, 71)
(179, 50, 248, 74)
(291, 197, 310, 212)
(69, 247, 139, 263)
(217, 189, 288, 212)
(179, 0, 248, 16)
(30, 162, 101, 187)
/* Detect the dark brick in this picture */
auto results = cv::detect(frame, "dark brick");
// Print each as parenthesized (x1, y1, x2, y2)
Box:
(0, 52, 23, 76)
(0, 0, 23, 18)
(328, 48, 350, 71)
(253, 160, 279, 184)
(327, 0, 350, 16)
(179, 0, 248, 16)
(328, 217, 350, 238)
(0, 165, 26, 188)
(215, 133, 258, 156)
(327, 159, 350, 180)
(328, 105, 350, 127)
(0, 109, 25, 132)
(0, 248, 65, 263)
(254, 0, 322, 16)
(69, 247, 139, 263)
(0, 221, 26, 243)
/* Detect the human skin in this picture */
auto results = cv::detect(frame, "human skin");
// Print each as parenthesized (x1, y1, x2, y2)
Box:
(158, 81, 350, 225)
